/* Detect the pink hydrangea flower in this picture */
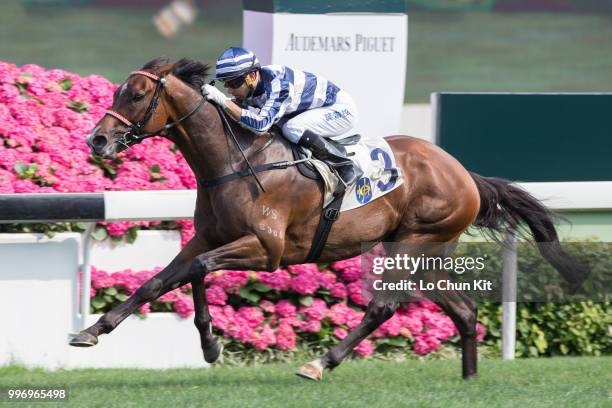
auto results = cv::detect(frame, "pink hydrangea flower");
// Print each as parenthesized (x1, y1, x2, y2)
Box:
(259, 300, 275, 313)
(346, 281, 369, 306)
(330, 256, 362, 282)
(329, 282, 348, 299)
(476, 322, 486, 342)
(275, 300, 297, 318)
(355, 339, 374, 356)
(328, 303, 351, 325)
(302, 319, 322, 333)
(173, 295, 195, 318)
(138, 303, 151, 315)
(237, 306, 264, 328)
(275, 323, 296, 350)
(256, 269, 291, 291)
(333, 327, 348, 340)
(212, 270, 249, 293)
(249, 324, 276, 350)
(205, 284, 228, 306)
(91, 268, 114, 289)
(300, 298, 328, 321)
(289, 271, 320, 295)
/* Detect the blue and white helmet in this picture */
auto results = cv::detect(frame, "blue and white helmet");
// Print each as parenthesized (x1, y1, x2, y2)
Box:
(215, 47, 261, 81)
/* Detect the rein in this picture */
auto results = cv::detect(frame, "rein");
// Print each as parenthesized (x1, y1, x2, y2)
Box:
(202, 96, 309, 191)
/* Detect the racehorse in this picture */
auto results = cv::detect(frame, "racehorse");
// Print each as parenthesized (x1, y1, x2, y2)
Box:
(71, 58, 588, 380)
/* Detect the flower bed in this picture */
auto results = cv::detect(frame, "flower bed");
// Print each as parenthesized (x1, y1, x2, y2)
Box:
(91, 257, 485, 358)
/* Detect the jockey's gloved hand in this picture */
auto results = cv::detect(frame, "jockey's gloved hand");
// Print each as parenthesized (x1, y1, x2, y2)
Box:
(201, 84, 228, 109)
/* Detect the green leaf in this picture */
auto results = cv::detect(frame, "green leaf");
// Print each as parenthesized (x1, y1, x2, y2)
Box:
(253, 283, 272, 293)
(148, 164, 166, 183)
(104, 287, 118, 296)
(91, 225, 108, 241)
(385, 337, 407, 347)
(58, 77, 72, 91)
(15, 82, 28, 95)
(239, 287, 261, 304)
(67, 100, 89, 113)
(534, 336, 548, 353)
(91, 298, 106, 309)
(115, 293, 129, 302)
(125, 227, 138, 244)
(299, 296, 313, 307)
(13, 162, 37, 179)
(103, 295, 114, 303)
(75, 222, 89, 230)
(90, 155, 117, 178)
(13, 162, 28, 177)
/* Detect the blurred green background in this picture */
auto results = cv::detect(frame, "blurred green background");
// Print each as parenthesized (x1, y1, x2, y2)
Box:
(1, 0, 611, 102)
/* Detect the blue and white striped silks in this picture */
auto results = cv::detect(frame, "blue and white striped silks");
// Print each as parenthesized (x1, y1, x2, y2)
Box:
(238, 65, 340, 134)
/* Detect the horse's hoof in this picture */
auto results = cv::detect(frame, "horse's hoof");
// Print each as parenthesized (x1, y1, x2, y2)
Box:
(295, 359, 323, 381)
(69, 331, 98, 347)
(203, 342, 223, 364)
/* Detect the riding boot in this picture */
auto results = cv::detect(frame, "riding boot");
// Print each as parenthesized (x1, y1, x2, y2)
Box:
(298, 131, 363, 192)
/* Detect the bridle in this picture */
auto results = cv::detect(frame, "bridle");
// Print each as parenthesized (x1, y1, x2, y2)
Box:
(104, 70, 206, 149)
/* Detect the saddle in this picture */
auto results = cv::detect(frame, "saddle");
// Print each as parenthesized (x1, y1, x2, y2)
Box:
(290, 133, 362, 181)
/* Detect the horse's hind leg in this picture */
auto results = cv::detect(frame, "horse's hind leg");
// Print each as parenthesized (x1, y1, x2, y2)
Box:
(296, 298, 398, 381)
(296, 241, 415, 381)
(405, 237, 478, 379)
(70, 238, 207, 347)
(425, 276, 478, 379)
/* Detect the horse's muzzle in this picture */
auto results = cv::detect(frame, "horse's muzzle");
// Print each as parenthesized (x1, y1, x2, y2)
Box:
(88, 133, 116, 158)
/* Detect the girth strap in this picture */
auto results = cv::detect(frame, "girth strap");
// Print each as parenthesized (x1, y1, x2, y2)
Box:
(305, 192, 345, 263)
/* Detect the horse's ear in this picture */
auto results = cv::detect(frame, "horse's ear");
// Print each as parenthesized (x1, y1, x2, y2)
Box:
(159, 63, 177, 77)
(141, 58, 176, 78)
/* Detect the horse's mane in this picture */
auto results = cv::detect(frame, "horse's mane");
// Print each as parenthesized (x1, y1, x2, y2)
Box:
(141, 57, 211, 91)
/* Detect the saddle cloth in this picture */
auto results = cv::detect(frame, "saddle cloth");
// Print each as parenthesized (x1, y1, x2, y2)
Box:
(304, 137, 404, 211)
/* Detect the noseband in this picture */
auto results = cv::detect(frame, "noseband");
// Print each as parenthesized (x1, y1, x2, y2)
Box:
(104, 70, 206, 148)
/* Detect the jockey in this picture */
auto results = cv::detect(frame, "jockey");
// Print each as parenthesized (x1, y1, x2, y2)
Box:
(202, 46, 363, 191)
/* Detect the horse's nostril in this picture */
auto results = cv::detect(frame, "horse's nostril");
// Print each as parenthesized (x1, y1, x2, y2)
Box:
(92, 135, 108, 149)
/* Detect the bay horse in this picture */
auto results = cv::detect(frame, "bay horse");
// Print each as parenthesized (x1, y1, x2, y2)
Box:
(71, 58, 588, 380)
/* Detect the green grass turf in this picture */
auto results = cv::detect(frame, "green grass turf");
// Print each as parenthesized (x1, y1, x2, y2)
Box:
(1, 1, 612, 102)
(0, 357, 610, 407)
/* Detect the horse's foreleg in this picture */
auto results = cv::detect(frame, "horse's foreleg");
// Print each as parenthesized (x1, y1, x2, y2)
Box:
(70, 238, 205, 347)
(295, 299, 398, 381)
(187, 234, 277, 363)
(191, 276, 222, 363)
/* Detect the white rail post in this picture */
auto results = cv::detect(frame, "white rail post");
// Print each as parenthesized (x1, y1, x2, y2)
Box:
(80, 223, 95, 329)
(502, 229, 517, 360)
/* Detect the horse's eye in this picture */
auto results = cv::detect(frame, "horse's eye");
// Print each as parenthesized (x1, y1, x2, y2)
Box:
(133, 93, 145, 102)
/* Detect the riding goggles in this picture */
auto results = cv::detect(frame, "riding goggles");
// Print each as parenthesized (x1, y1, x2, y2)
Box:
(222, 76, 245, 89)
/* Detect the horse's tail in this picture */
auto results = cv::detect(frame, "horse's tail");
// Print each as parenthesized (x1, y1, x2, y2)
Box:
(469, 171, 589, 286)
